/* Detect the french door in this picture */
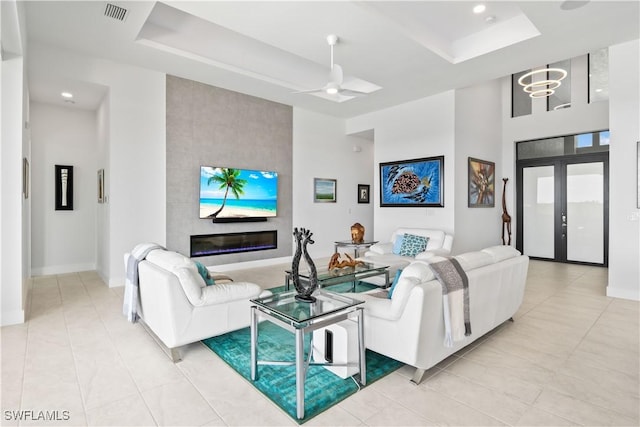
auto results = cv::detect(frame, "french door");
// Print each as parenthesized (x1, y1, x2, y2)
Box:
(516, 153, 609, 265)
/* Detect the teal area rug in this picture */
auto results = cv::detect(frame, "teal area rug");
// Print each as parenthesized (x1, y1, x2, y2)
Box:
(202, 283, 401, 423)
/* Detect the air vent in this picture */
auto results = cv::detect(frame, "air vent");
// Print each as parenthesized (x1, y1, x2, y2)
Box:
(104, 3, 128, 22)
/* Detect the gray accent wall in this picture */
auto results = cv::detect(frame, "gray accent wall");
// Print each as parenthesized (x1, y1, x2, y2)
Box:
(166, 75, 293, 265)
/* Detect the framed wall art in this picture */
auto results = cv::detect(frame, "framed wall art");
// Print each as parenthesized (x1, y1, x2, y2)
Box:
(314, 178, 337, 203)
(23, 158, 29, 199)
(55, 164, 74, 210)
(468, 157, 495, 208)
(379, 156, 444, 207)
(97, 168, 105, 203)
(357, 184, 370, 204)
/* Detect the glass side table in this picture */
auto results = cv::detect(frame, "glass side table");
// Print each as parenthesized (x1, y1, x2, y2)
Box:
(250, 290, 366, 420)
(334, 240, 378, 258)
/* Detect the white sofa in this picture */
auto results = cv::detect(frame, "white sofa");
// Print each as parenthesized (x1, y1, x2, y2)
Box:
(126, 249, 269, 361)
(357, 245, 528, 383)
(360, 228, 454, 285)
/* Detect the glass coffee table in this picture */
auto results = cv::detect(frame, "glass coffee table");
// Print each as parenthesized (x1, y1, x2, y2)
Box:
(285, 261, 390, 292)
(250, 290, 365, 420)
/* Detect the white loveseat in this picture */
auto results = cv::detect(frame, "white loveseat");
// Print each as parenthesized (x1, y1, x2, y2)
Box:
(357, 245, 528, 383)
(360, 228, 454, 285)
(125, 249, 269, 361)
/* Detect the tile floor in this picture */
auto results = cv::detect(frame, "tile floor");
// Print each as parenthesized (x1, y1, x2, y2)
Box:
(1, 260, 638, 426)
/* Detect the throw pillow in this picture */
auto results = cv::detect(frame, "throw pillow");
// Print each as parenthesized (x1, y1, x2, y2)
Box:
(399, 234, 429, 257)
(194, 261, 215, 286)
(387, 269, 403, 298)
(392, 234, 405, 255)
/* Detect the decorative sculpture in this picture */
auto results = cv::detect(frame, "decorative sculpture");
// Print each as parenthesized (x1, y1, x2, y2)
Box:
(350, 222, 365, 243)
(328, 253, 364, 270)
(501, 178, 512, 246)
(291, 228, 319, 302)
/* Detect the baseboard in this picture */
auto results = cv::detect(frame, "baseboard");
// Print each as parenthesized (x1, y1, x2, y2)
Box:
(1, 309, 25, 326)
(606, 286, 640, 301)
(31, 263, 96, 277)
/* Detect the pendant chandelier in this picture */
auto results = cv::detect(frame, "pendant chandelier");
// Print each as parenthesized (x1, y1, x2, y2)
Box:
(518, 68, 567, 98)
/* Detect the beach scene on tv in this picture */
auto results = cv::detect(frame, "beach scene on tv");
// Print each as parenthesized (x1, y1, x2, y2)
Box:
(200, 166, 278, 219)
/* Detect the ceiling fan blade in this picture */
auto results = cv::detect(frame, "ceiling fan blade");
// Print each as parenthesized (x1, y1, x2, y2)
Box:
(292, 87, 326, 94)
(338, 88, 369, 96)
(330, 64, 344, 85)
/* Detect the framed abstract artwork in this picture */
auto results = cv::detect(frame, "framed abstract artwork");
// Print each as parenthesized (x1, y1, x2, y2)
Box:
(379, 156, 444, 207)
(314, 178, 337, 203)
(468, 157, 495, 208)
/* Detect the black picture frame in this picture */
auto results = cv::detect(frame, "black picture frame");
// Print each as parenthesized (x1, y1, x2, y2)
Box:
(55, 165, 74, 211)
(379, 156, 444, 207)
(358, 184, 370, 203)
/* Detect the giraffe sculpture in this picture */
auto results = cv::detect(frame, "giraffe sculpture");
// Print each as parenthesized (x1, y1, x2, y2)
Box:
(501, 178, 512, 246)
(291, 227, 319, 302)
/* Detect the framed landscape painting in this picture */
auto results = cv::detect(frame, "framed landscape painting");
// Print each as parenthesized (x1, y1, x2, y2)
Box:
(379, 156, 444, 207)
(314, 178, 337, 203)
(468, 157, 495, 207)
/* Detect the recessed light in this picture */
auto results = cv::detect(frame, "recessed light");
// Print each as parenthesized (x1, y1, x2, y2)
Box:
(61, 92, 74, 99)
(473, 4, 486, 14)
(595, 88, 603, 93)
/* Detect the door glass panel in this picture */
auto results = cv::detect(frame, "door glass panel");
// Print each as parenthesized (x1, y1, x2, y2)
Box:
(523, 166, 555, 258)
(566, 163, 604, 263)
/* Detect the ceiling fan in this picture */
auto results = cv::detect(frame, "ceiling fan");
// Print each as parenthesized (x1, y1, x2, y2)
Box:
(294, 35, 369, 97)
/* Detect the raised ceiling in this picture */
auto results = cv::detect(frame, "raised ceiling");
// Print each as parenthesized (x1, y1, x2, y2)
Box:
(24, 1, 640, 118)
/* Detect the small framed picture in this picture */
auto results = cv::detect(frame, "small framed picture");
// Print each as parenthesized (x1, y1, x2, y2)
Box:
(97, 169, 105, 203)
(314, 178, 337, 203)
(358, 184, 370, 203)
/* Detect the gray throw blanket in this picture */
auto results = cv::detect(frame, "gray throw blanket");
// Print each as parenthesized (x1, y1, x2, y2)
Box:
(122, 243, 165, 323)
(429, 257, 471, 347)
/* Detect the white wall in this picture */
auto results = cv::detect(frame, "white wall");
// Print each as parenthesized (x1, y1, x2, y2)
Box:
(293, 108, 374, 259)
(30, 102, 97, 275)
(454, 79, 504, 254)
(346, 92, 456, 244)
(96, 95, 110, 279)
(607, 39, 640, 300)
(28, 43, 166, 287)
(1, 0, 28, 326)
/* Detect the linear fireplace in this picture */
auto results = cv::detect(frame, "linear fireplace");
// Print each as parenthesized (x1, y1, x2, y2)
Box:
(191, 230, 278, 257)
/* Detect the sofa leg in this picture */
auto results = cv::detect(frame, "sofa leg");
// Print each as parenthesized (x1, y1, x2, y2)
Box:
(170, 348, 182, 363)
(509, 317, 514, 322)
(410, 368, 426, 385)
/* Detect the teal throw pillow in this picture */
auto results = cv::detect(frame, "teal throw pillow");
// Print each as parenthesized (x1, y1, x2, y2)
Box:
(399, 234, 429, 257)
(392, 234, 405, 255)
(194, 261, 215, 286)
(387, 269, 403, 299)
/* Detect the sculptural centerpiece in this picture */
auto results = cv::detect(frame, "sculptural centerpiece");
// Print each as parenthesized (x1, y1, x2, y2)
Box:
(291, 227, 319, 303)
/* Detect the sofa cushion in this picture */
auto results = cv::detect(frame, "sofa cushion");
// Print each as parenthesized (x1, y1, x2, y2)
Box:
(392, 235, 405, 254)
(481, 245, 521, 263)
(387, 269, 404, 298)
(400, 261, 435, 282)
(195, 261, 215, 286)
(399, 234, 429, 257)
(454, 251, 494, 271)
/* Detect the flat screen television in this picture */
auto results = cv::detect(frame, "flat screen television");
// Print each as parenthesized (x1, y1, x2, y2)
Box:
(199, 166, 278, 220)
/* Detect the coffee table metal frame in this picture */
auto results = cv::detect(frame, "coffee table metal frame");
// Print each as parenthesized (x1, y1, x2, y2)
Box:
(250, 290, 366, 420)
(285, 262, 390, 292)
